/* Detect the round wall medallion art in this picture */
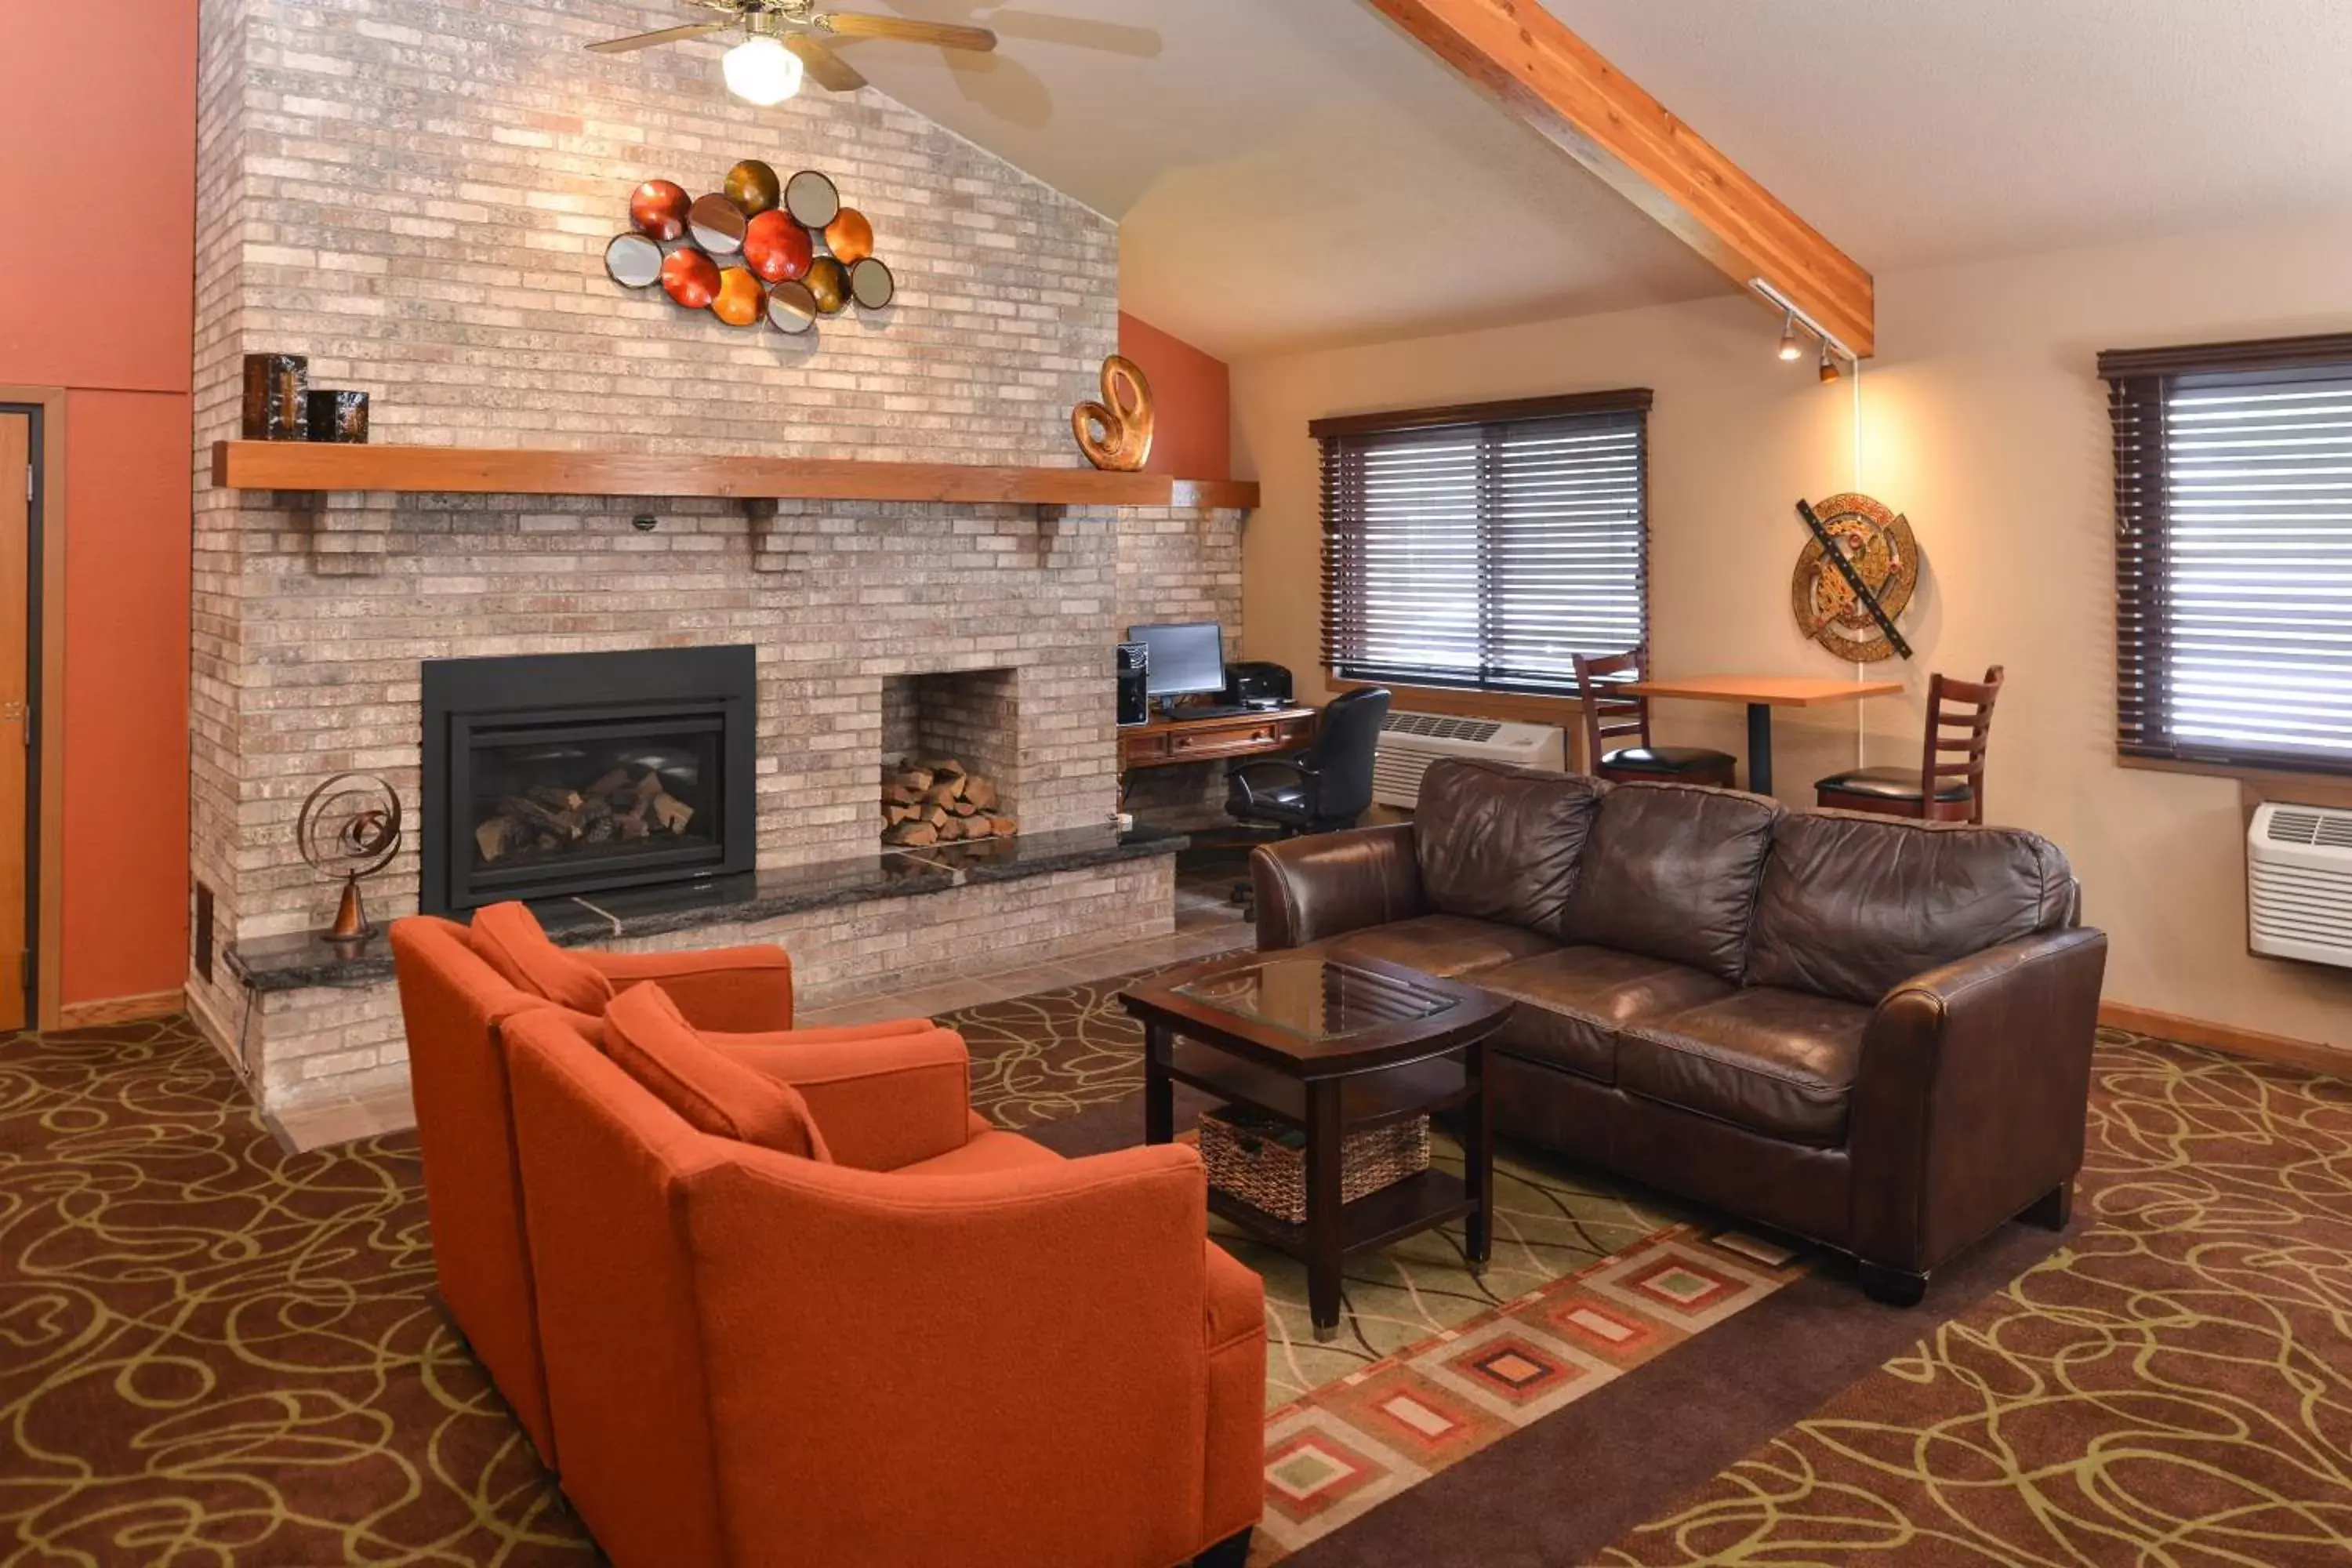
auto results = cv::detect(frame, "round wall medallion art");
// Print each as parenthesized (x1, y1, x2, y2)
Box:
(605, 162, 896, 342)
(1790, 492, 1920, 662)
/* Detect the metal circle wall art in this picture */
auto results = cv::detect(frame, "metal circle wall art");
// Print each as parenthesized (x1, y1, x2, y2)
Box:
(1789, 492, 1921, 662)
(606, 162, 896, 346)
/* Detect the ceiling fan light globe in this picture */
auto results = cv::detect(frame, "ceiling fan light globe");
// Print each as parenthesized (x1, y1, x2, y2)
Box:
(724, 35, 805, 105)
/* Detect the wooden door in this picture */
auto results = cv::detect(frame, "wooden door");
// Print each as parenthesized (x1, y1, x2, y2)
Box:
(0, 416, 30, 1029)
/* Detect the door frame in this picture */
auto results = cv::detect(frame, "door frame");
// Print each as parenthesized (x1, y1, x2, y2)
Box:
(0, 387, 70, 1031)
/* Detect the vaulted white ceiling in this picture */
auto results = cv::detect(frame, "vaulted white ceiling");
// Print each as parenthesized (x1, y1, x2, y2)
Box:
(760, 1, 2352, 358)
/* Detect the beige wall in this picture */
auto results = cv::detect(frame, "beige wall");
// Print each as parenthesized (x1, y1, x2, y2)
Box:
(1232, 215, 2352, 1051)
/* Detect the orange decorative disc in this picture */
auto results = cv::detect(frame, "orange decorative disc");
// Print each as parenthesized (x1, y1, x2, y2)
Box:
(806, 256, 849, 314)
(711, 267, 765, 328)
(630, 180, 690, 241)
(724, 159, 781, 216)
(660, 248, 720, 310)
(742, 209, 812, 283)
(824, 208, 874, 264)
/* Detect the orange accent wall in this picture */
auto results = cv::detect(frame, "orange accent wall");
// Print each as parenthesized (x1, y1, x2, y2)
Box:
(2, 2, 197, 1009)
(1117, 314, 1232, 477)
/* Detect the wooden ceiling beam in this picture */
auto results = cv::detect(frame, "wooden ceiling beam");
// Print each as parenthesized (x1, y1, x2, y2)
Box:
(1362, 0, 1875, 358)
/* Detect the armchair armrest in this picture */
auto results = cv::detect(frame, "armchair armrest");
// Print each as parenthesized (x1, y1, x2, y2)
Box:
(1848, 927, 2109, 1273)
(713, 1025, 971, 1172)
(589, 945, 795, 1033)
(1250, 821, 1426, 949)
(681, 1143, 1221, 1567)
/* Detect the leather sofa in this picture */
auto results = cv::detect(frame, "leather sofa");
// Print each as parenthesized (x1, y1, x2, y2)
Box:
(393, 906, 1264, 1567)
(1249, 759, 2108, 1303)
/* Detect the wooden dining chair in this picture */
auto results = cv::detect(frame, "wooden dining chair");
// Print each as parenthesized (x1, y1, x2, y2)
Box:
(1814, 666, 2005, 823)
(1570, 650, 1740, 787)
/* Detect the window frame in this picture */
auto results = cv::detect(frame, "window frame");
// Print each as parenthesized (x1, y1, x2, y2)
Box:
(2101, 331, 2352, 779)
(1312, 389, 1653, 699)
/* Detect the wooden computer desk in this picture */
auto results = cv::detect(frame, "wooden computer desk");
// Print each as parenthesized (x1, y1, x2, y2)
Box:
(1119, 704, 1318, 774)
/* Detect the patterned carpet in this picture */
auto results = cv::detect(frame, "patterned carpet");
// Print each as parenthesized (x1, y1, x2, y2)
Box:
(2, 999, 2349, 1566)
(1601, 1031, 2352, 1566)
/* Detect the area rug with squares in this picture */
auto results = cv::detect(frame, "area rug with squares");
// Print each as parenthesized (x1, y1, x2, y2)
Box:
(1, 978, 2348, 1566)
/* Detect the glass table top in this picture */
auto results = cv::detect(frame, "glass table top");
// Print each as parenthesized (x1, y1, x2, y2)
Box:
(1170, 956, 1461, 1042)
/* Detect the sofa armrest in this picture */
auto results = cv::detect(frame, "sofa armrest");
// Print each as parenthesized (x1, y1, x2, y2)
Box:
(1848, 927, 2109, 1272)
(1250, 821, 1426, 949)
(713, 1026, 972, 1172)
(589, 945, 795, 1033)
(681, 1143, 1221, 1567)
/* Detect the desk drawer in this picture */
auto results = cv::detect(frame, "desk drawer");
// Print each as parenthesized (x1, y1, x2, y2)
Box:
(1120, 731, 1171, 764)
(1168, 722, 1285, 760)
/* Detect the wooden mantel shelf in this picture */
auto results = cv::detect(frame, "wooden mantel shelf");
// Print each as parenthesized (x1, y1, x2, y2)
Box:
(210, 440, 1258, 511)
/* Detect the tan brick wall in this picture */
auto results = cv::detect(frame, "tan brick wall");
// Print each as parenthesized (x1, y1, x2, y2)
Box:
(184, 0, 1239, 1106)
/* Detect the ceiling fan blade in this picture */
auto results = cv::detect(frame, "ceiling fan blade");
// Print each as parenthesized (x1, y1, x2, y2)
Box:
(785, 33, 868, 91)
(814, 13, 998, 52)
(586, 20, 733, 54)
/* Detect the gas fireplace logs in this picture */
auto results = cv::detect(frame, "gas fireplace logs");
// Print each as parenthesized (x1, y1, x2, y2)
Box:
(879, 757, 1015, 848)
(474, 768, 698, 862)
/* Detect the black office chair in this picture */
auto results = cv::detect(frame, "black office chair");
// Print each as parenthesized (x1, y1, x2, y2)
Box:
(1224, 687, 1391, 909)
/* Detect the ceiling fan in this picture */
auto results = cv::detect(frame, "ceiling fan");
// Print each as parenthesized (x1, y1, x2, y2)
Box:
(586, 1, 997, 103)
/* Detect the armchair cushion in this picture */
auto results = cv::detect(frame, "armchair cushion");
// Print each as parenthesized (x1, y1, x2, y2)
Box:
(1414, 758, 1605, 933)
(604, 985, 832, 1161)
(717, 1025, 975, 1172)
(468, 900, 615, 1014)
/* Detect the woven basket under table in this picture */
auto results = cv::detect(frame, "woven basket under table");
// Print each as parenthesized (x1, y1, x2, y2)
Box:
(1197, 1105, 1432, 1225)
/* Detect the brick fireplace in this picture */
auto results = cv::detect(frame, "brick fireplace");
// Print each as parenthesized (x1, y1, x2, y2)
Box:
(186, 0, 1243, 1116)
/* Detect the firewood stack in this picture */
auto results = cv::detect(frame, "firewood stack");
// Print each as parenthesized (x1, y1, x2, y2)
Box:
(880, 757, 1016, 847)
(474, 768, 695, 863)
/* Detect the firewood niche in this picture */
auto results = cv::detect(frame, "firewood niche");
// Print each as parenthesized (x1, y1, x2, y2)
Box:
(475, 765, 699, 865)
(880, 757, 1016, 847)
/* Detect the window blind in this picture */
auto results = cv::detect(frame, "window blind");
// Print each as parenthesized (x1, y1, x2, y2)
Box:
(2103, 335, 2352, 775)
(1316, 391, 1650, 693)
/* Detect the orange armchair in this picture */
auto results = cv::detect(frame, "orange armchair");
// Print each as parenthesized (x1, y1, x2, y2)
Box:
(387, 908, 937, 1471)
(502, 1002, 1266, 1568)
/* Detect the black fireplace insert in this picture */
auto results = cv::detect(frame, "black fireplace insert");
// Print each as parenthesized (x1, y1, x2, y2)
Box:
(421, 646, 757, 915)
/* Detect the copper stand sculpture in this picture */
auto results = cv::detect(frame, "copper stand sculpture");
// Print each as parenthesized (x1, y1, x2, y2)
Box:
(297, 772, 405, 952)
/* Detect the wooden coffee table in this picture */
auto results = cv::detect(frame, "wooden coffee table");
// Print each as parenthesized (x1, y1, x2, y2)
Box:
(1120, 951, 1515, 1340)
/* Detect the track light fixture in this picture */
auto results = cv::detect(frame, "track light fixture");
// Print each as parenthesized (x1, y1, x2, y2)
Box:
(1777, 310, 1802, 361)
(1818, 342, 1839, 383)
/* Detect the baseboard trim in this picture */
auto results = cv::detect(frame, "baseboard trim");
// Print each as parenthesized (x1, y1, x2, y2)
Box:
(56, 989, 187, 1030)
(2100, 1001, 2347, 1076)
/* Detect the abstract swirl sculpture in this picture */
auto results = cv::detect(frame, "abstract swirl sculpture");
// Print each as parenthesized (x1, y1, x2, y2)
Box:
(298, 771, 405, 945)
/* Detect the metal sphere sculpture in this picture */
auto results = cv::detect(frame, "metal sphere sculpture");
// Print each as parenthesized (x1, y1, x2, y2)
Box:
(297, 771, 405, 945)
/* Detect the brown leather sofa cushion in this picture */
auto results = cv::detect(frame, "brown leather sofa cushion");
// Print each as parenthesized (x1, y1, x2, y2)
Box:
(1559, 783, 1780, 983)
(1619, 987, 1871, 1146)
(1746, 811, 2078, 1005)
(1317, 914, 1559, 981)
(1479, 946, 1734, 1083)
(1413, 760, 1605, 935)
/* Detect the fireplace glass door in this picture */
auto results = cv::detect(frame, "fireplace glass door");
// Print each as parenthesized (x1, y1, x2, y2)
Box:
(466, 716, 726, 892)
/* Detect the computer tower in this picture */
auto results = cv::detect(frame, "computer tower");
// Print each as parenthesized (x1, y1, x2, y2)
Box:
(1116, 641, 1150, 728)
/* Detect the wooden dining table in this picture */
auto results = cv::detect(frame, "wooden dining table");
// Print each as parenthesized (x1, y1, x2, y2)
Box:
(1622, 673, 1904, 796)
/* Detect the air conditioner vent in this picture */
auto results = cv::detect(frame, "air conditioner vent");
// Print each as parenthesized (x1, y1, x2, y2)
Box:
(2248, 800, 2352, 970)
(1371, 710, 1566, 808)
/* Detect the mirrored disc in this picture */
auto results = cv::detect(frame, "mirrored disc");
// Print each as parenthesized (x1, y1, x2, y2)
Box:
(604, 232, 664, 289)
(848, 255, 895, 310)
(688, 193, 747, 256)
(783, 169, 840, 230)
(767, 279, 818, 335)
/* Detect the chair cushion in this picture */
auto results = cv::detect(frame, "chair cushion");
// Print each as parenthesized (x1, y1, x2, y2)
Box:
(1478, 946, 1735, 1083)
(1317, 913, 1559, 981)
(1747, 811, 2078, 1004)
(1412, 758, 1606, 935)
(1602, 746, 1737, 774)
(602, 985, 831, 1161)
(1815, 765, 1970, 804)
(895, 1127, 1064, 1178)
(468, 901, 615, 1014)
(1560, 783, 1780, 984)
(1619, 987, 1871, 1146)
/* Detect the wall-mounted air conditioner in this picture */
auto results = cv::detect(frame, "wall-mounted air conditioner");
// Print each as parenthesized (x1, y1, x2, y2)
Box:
(2248, 801, 2352, 970)
(1372, 711, 1566, 808)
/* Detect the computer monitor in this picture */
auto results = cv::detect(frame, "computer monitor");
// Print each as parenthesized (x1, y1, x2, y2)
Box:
(1127, 622, 1225, 707)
